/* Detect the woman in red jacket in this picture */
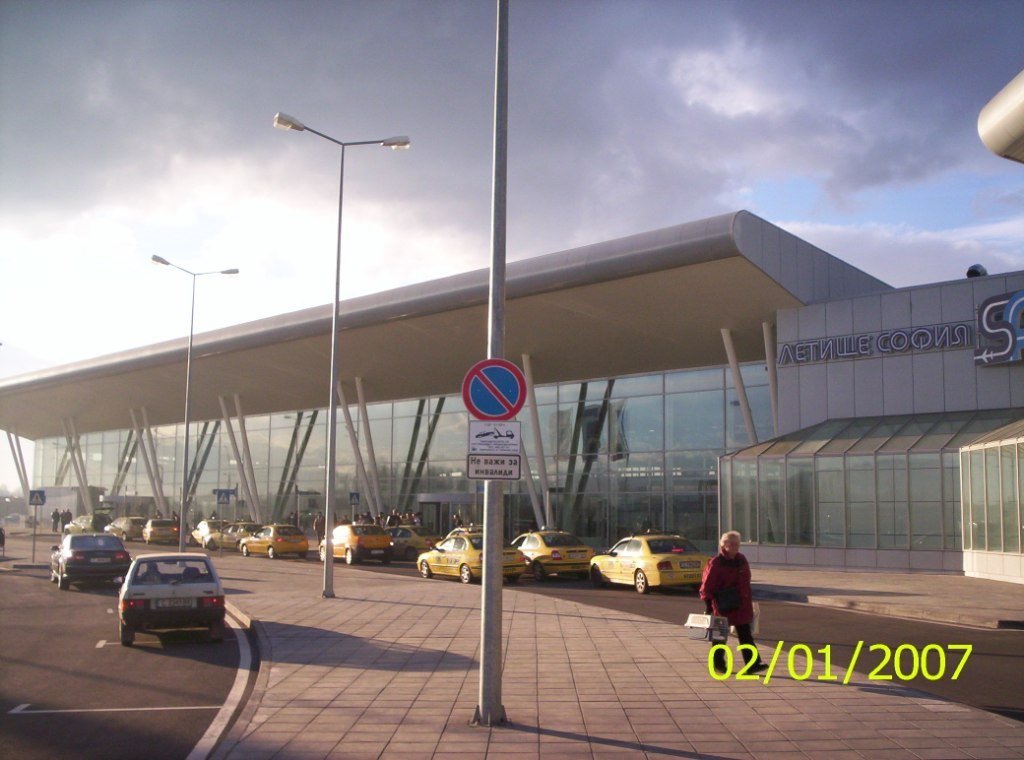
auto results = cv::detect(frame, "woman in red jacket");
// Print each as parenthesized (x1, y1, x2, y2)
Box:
(699, 530, 766, 673)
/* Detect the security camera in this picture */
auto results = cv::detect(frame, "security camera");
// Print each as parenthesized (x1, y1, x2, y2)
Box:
(966, 264, 988, 278)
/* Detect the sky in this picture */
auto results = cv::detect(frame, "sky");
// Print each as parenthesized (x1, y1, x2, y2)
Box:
(1, 0, 1022, 495)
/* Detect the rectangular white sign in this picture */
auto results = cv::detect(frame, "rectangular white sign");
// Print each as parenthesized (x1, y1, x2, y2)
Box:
(467, 454, 521, 480)
(468, 420, 521, 455)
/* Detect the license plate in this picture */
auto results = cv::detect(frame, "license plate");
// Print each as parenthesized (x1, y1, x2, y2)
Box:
(156, 598, 196, 609)
(91, 557, 111, 563)
(370, 549, 383, 554)
(679, 561, 700, 569)
(568, 551, 585, 558)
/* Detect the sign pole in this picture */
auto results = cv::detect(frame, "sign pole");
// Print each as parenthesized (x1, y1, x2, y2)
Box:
(474, 0, 509, 728)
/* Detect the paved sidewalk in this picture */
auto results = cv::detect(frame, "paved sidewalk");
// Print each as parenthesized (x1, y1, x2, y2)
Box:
(214, 566, 1024, 760)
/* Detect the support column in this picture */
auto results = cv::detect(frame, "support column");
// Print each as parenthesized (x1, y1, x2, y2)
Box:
(61, 418, 93, 513)
(336, 381, 378, 517)
(355, 377, 385, 513)
(129, 408, 169, 516)
(6, 430, 31, 498)
(233, 395, 264, 522)
(219, 396, 259, 522)
(762, 321, 779, 437)
(518, 443, 545, 530)
(522, 354, 552, 527)
(721, 328, 758, 445)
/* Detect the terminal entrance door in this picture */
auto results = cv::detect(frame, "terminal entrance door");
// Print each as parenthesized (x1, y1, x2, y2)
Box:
(416, 492, 480, 535)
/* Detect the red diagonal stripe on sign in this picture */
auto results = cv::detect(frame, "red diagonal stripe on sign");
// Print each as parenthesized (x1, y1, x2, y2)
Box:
(471, 367, 514, 413)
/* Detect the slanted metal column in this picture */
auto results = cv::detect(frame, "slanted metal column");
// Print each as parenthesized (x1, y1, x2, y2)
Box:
(518, 443, 545, 530)
(721, 328, 758, 445)
(336, 381, 378, 517)
(232, 395, 265, 521)
(219, 396, 259, 522)
(129, 408, 169, 516)
(762, 321, 779, 437)
(355, 377, 385, 512)
(61, 418, 93, 513)
(522, 354, 552, 526)
(6, 430, 31, 499)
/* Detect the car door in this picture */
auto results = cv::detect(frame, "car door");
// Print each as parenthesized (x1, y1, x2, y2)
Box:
(599, 539, 629, 582)
(615, 539, 642, 581)
(251, 527, 272, 553)
(430, 537, 456, 575)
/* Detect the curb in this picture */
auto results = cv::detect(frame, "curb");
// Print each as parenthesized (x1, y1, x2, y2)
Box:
(209, 603, 270, 760)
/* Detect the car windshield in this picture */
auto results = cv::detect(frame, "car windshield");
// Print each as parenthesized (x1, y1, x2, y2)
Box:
(276, 525, 304, 536)
(469, 536, 484, 550)
(150, 520, 175, 527)
(646, 538, 700, 554)
(70, 535, 123, 550)
(543, 533, 585, 547)
(133, 558, 214, 585)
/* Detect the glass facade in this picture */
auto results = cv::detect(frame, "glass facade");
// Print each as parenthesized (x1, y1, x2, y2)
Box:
(960, 417, 1024, 556)
(31, 362, 773, 552)
(722, 410, 1024, 553)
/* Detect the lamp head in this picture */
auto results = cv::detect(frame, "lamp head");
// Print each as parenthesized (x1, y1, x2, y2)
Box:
(221, 268, 240, 275)
(273, 112, 305, 132)
(382, 136, 410, 150)
(151, 255, 171, 266)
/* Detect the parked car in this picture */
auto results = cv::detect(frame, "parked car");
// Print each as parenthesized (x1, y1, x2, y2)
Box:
(50, 533, 131, 590)
(220, 521, 262, 550)
(117, 553, 226, 646)
(239, 524, 309, 559)
(589, 533, 710, 594)
(63, 513, 112, 535)
(417, 531, 525, 584)
(191, 519, 229, 549)
(511, 530, 594, 580)
(105, 516, 147, 542)
(143, 518, 180, 545)
(319, 524, 392, 565)
(385, 525, 441, 561)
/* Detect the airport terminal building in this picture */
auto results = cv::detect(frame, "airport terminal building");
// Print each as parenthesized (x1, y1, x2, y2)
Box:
(2, 211, 1021, 583)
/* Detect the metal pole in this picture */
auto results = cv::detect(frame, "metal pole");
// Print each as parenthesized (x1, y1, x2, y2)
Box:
(178, 274, 196, 552)
(322, 144, 346, 599)
(474, 0, 509, 727)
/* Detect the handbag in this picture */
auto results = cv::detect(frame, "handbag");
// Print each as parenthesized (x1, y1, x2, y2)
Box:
(713, 586, 741, 613)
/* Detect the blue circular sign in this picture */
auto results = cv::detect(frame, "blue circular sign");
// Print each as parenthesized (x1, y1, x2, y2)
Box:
(461, 359, 527, 421)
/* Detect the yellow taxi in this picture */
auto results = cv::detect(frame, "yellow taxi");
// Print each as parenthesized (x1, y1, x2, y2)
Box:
(511, 530, 594, 580)
(589, 533, 710, 594)
(385, 525, 441, 561)
(239, 524, 309, 559)
(417, 531, 526, 584)
(320, 523, 393, 564)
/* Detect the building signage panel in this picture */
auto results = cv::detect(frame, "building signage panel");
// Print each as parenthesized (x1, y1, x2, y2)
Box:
(469, 420, 521, 455)
(975, 289, 1024, 366)
(467, 454, 521, 481)
(777, 322, 973, 367)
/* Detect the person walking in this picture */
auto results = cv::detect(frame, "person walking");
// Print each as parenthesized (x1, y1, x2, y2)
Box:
(699, 530, 766, 673)
(51, 508, 61, 533)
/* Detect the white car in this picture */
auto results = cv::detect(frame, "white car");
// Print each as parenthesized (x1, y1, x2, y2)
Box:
(117, 553, 227, 646)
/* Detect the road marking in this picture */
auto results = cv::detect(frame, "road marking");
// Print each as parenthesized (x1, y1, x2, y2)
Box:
(10, 704, 220, 715)
(187, 613, 252, 760)
(95, 640, 106, 648)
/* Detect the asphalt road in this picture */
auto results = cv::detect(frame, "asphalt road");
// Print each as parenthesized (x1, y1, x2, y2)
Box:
(0, 563, 245, 760)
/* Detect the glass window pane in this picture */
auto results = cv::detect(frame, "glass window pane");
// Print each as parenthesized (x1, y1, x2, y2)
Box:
(1002, 446, 1019, 553)
(666, 367, 723, 393)
(667, 390, 724, 450)
(758, 459, 784, 544)
(786, 458, 814, 545)
(986, 448, 1001, 552)
(816, 458, 844, 546)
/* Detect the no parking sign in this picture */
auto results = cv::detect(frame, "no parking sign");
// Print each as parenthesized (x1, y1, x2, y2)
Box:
(461, 358, 527, 421)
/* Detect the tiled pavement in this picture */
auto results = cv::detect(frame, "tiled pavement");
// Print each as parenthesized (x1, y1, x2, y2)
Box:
(213, 566, 1024, 760)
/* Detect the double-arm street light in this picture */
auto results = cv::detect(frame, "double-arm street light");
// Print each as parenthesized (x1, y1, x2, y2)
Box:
(152, 255, 239, 552)
(272, 112, 409, 598)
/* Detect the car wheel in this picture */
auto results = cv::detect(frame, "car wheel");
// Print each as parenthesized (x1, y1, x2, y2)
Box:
(590, 566, 607, 588)
(504, 574, 519, 584)
(57, 571, 69, 591)
(533, 561, 548, 581)
(459, 564, 473, 584)
(267, 547, 277, 560)
(634, 569, 650, 594)
(208, 620, 226, 643)
(319, 545, 327, 562)
(241, 544, 250, 557)
(119, 620, 135, 647)
(121, 532, 128, 541)
(419, 560, 433, 578)
(345, 548, 355, 565)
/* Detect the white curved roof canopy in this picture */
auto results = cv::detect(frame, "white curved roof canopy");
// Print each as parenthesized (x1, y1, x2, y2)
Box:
(0, 211, 889, 440)
(979, 68, 1024, 164)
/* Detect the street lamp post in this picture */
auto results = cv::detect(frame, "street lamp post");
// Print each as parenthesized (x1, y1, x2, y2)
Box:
(273, 112, 409, 599)
(152, 255, 239, 552)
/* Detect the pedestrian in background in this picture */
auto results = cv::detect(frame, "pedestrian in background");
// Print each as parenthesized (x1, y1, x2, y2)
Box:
(699, 530, 766, 673)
